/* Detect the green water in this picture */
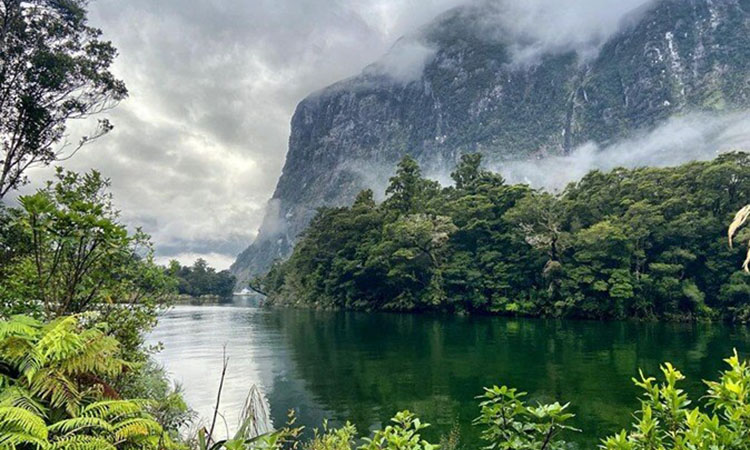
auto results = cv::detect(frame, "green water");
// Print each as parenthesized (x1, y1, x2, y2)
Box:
(150, 300, 750, 448)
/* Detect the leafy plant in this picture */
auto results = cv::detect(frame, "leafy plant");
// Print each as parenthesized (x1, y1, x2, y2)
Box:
(473, 386, 577, 450)
(0, 169, 176, 353)
(0, 314, 176, 449)
(601, 350, 750, 450)
(360, 411, 438, 450)
(306, 420, 358, 450)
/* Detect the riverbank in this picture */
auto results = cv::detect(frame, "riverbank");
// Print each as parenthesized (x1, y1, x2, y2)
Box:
(174, 294, 233, 304)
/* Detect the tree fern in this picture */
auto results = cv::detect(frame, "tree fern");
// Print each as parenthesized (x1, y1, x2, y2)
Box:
(47, 416, 114, 434)
(48, 435, 117, 450)
(0, 386, 47, 417)
(0, 406, 48, 448)
(0, 315, 176, 449)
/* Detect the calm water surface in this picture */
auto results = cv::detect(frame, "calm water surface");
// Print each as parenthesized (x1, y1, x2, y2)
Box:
(148, 298, 750, 447)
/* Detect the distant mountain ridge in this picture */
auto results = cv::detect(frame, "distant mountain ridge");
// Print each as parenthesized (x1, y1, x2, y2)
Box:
(231, 0, 750, 287)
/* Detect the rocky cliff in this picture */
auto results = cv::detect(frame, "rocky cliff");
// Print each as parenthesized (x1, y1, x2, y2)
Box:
(231, 0, 750, 287)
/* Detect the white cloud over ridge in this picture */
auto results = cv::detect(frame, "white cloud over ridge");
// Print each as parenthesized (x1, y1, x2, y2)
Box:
(479, 0, 653, 65)
(494, 111, 750, 191)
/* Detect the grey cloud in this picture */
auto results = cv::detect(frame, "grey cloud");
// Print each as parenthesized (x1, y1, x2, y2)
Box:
(470, 0, 653, 65)
(367, 38, 438, 83)
(15, 0, 470, 269)
(493, 111, 750, 191)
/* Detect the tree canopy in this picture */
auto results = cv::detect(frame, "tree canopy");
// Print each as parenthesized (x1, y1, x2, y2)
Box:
(0, 0, 127, 198)
(0, 168, 176, 353)
(258, 152, 750, 321)
(170, 258, 236, 298)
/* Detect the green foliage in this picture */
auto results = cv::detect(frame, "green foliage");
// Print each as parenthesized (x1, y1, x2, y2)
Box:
(115, 359, 193, 437)
(0, 315, 127, 415)
(601, 351, 750, 450)
(360, 411, 438, 450)
(0, 315, 177, 449)
(0, 168, 176, 353)
(195, 409, 436, 450)
(0, 0, 127, 198)
(261, 152, 750, 320)
(306, 421, 358, 450)
(171, 259, 237, 298)
(473, 386, 577, 450)
(197, 410, 303, 450)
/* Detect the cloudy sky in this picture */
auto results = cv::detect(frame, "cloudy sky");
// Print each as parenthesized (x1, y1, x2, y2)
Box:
(19, 0, 655, 269)
(20, 0, 470, 269)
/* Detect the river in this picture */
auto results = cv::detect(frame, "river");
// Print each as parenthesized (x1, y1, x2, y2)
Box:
(148, 298, 750, 447)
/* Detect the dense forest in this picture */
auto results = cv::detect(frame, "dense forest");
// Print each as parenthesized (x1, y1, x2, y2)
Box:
(170, 258, 236, 298)
(256, 152, 750, 321)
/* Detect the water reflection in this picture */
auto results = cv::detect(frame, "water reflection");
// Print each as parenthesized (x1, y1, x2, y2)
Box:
(149, 299, 750, 446)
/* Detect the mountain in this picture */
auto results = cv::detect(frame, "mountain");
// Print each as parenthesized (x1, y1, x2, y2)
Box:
(231, 0, 750, 288)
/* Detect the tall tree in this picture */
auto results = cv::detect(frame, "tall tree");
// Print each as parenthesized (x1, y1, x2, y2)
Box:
(451, 153, 497, 191)
(0, 169, 175, 352)
(0, 0, 127, 198)
(385, 155, 423, 214)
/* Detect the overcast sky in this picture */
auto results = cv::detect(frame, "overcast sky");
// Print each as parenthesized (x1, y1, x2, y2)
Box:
(18, 0, 468, 269)
(19, 0, 653, 270)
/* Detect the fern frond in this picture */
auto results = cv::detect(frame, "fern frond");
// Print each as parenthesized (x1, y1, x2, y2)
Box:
(0, 335, 35, 366)
(0, 431, 49, 449)
(28, 368, 81, 415)
(0, 386, 48, 418)
(49, 435, 117, 450)
(112, 417, 163, 441)
(0, 315, 41, 339)
(37, 316, 83, 364)
(16, 348, 44, 383)
(59, 333, 123, 377)
(48, 416, 114, 435)
(0, 406, 48, 440)
(81, 400, 145, 420)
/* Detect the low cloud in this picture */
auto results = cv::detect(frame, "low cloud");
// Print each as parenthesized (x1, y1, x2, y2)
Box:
(254, 199, 289, 242)
(467, 0, 653, 66)
(493, 111, 750, 191)
(367, 38, 437, 83)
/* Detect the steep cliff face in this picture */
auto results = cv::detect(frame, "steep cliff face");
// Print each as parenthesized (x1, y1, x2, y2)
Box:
(231, 0, 750, 287)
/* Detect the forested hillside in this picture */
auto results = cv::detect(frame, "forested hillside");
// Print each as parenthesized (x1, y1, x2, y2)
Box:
(256, 153, 750, 320)
(232, 0, 750, 284)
